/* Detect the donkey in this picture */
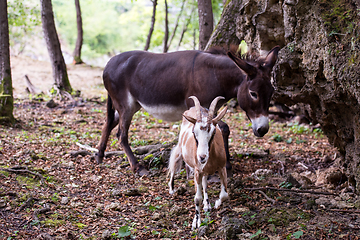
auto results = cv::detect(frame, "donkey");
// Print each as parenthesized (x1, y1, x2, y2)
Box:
(168, 96, 228, 230)
(96, 46, 280, 175)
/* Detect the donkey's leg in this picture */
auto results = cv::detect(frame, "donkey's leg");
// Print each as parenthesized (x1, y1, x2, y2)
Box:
(218, 121, 232, 172)
(95, 96, 119, 164)
(215, 167, 229, 209)
(113, 100, 149, 175)
(202, 175, 211, 212)
(192, 170, 203, 230)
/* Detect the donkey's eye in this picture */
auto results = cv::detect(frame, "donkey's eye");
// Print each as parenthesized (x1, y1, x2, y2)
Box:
(249, 91, 258, 100)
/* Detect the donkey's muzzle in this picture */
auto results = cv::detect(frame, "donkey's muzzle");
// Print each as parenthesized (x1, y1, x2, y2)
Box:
(251, 115, 269, 137)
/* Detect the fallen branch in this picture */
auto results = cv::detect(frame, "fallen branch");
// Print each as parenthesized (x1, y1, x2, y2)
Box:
(0, 166, 45, 183)
(74, 141, 177, 159)
(329, 209, 360, 214)
(244, 187, 338, 196)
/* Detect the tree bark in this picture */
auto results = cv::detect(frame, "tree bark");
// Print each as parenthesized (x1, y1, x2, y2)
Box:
(197, 0, 213, 50)
(0, 0, 15, 125)
(73, 0, 83, 64)
(163, 0, 169, 53)
(208, 0, 360, 192)
(144, 0, 157, 51)
(40, 0, 72, 93)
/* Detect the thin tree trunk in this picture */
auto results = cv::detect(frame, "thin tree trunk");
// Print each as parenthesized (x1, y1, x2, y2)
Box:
(197, 0, 213, 50)
(163, 0, 169, 53)
(144, 0, 157, 51)
(0, 0, 15, 124)
(40, 0, 72, 93)
(73, 0, 83, 64)
(176, 4, 195, 50)
(167, 0, 187, 50)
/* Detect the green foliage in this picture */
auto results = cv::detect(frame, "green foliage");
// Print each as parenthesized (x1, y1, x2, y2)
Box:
(8, 0, 41, 54)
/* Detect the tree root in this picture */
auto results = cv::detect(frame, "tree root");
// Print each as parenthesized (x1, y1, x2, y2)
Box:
(244, 186, 338, 196)
(16, 196, 38, 213)
(33, 207, 51, 222)
(0, 166, 45, 184)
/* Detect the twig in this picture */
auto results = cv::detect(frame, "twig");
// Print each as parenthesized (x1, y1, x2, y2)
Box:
(244, 187, 338, 196)
(257, 190, 276, 204)
(33, 207, 51, 222)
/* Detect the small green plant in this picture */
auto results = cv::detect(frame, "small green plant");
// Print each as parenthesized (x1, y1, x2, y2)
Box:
(272, 133, 283, 142)
(117, 225, 131, 238)
(250, 229, 262, 239)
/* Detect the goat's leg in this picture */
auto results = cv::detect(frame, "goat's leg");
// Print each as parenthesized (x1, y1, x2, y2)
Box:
(215, 167, 229, 209)
(202, 175, 211, 212)
(192, 170, 203, 230)
(95, 96, 119, 163)
(168, 145, 182, 194)
(217, 121, 232, 172)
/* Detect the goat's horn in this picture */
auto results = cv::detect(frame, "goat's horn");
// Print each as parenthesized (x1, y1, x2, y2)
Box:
(189, 96, 201, 120)
(208, 96, 225, 121)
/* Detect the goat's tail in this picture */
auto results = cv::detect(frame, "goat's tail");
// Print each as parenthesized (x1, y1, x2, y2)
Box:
(167, 145, 182, 178)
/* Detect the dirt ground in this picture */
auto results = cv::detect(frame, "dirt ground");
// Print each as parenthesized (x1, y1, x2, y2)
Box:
(1, 57, 360, 239)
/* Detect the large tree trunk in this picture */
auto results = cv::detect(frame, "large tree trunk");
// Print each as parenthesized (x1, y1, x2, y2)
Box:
(163, 0, 169, 53)
(197, 0, 213, 50)
(144, 0, 157, 51)
(73, 0, 83, 64)
(40, 0, 72, 93)
(0, 0, 14, 125)
(208, 0, 360, 192)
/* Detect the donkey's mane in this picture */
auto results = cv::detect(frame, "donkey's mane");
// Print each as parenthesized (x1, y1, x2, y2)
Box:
(206, 44, 265, 64)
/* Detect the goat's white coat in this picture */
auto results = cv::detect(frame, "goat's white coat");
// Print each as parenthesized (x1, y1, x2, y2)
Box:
(168, 104, 228, 230)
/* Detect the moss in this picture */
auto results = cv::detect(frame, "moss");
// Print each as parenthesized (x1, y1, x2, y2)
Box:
(16, 175, 41, 189)
(40, 219, 65, 228)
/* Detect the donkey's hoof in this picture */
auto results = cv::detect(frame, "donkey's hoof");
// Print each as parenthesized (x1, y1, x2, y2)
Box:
(136, 165, 149, 177)
(94, 153, 103, 164)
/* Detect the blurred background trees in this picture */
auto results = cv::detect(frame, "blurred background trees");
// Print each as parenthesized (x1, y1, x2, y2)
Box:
(7, 0, 224, 66)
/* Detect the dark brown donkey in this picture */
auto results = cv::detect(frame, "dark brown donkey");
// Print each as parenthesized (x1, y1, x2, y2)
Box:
(96, 46, 280, 175)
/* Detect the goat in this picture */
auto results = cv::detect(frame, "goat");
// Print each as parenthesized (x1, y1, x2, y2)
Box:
(168, 96, 229, 230)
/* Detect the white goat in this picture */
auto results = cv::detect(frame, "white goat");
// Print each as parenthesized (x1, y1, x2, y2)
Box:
(168, 96, 229, 230)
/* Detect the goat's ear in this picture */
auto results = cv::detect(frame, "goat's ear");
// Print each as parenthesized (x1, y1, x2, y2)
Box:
(183, 114, 197, 124)
(212, 106, 228, 124)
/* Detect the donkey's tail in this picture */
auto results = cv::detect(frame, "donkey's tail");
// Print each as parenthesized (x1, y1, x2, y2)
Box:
(106, 95, 120, 130)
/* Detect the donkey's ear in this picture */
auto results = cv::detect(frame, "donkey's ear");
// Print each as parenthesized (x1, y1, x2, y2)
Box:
(227, 52, 257, 78)
(264, 46, 280, 68)
(183, 114, 197, 124)
(212, 106, 228, 124)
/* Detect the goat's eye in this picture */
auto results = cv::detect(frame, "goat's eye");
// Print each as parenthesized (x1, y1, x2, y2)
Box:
(249, 91, 258, 100)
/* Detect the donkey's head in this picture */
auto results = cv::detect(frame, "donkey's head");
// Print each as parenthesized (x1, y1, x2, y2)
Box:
(183, 96, 228, 166)
(228, 46, 280, 137)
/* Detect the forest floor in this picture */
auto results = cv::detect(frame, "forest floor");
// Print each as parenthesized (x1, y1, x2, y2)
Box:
(1, 56, 360, 240)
